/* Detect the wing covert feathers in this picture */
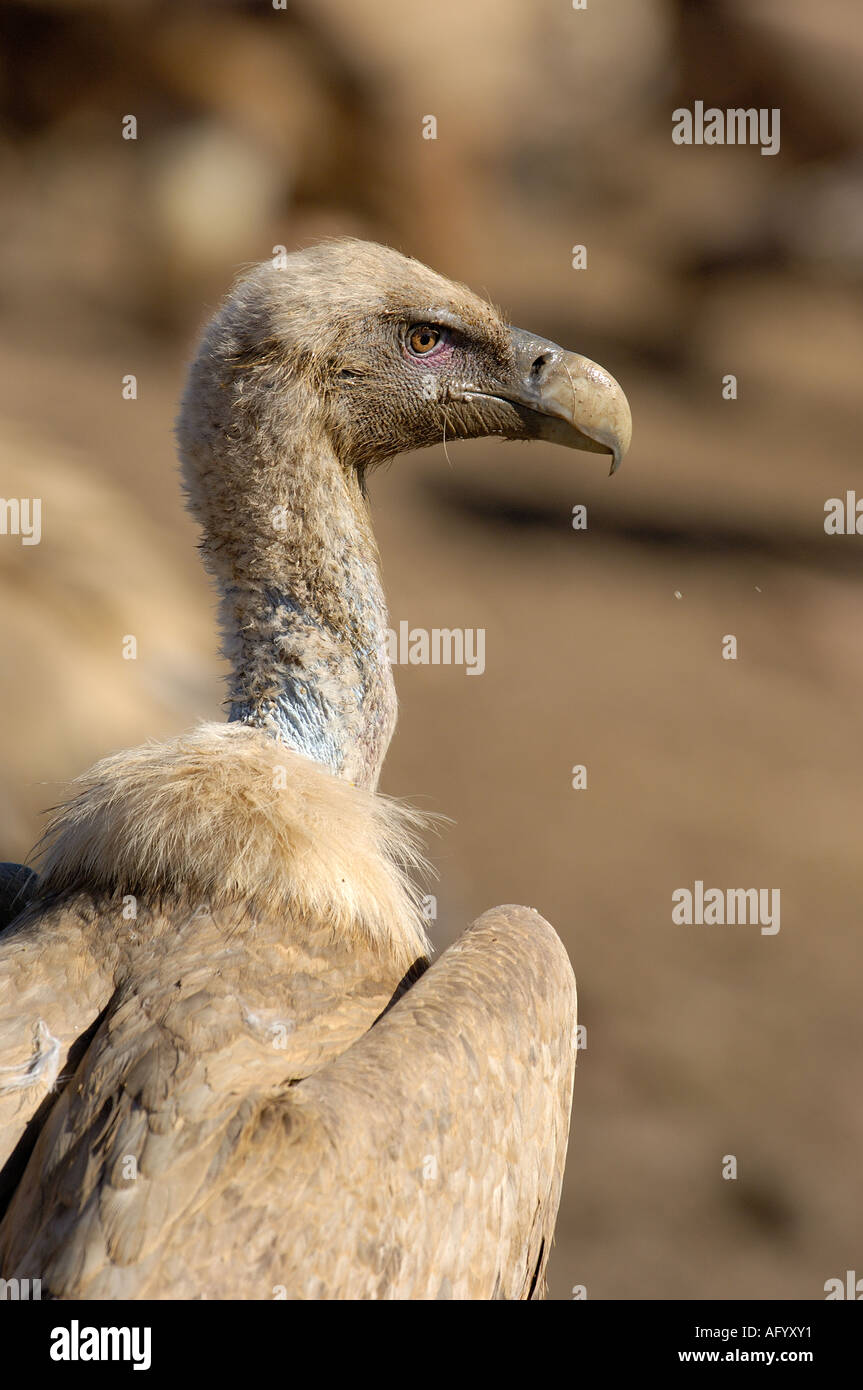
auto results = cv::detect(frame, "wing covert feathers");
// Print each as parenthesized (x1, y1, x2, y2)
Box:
(1, 905, 576, 1299)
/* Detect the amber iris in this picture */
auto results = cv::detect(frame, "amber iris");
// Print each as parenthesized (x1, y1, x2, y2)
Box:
(408, 325, 440, 354)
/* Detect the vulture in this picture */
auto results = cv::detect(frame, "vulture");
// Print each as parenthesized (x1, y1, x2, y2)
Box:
(0, 240, 630, 1300)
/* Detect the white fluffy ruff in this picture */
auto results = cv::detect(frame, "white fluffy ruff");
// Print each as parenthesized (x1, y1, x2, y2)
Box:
(36, 723, 431, 969)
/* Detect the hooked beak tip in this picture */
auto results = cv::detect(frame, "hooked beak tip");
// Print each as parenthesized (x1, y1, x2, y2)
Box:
(506, 329, 632, 473)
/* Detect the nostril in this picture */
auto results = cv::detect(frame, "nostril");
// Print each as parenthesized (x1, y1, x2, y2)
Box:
(531, 353, 549, 375)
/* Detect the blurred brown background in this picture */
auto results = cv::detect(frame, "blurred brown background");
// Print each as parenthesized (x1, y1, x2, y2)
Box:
(1, 0, 861, 1299)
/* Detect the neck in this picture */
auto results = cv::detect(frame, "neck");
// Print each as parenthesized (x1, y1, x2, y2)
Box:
(187, 397, 396, 791)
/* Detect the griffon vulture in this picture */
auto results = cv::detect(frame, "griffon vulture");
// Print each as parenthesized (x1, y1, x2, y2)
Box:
(0, 240, 630, 1299)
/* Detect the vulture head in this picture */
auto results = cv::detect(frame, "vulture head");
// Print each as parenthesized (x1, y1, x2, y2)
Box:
(180, 238, 631, 472)
(177, 239, 631, 789)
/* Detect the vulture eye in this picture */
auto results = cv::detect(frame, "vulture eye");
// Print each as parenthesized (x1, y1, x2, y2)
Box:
(407, 324, 443, 356)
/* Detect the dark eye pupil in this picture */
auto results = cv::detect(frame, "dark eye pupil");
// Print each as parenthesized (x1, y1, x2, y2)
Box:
(410, 326, 438, 353)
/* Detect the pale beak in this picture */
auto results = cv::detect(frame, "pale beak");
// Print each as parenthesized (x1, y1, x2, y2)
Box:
(457, 328, 632, 474)
(505, 328, 632, 474)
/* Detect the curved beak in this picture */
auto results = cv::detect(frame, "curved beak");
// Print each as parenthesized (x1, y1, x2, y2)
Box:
(506, 328, 632, 474)
(459, 327, 632, 474)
